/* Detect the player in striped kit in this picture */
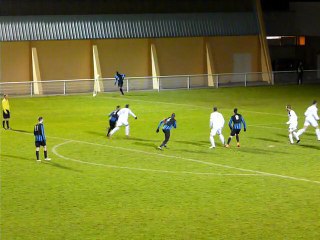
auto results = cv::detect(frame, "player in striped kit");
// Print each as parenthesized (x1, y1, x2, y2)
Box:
(225, 108, 246, 148)
(156, 113, 177, 150)
(34, 117, 51, 162)
(108, 104, 137, 138)
(286, 105, 299, 144)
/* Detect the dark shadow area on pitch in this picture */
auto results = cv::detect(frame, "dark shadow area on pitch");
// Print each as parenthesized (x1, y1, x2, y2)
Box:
(86, 130, 107, 137)
(1, 154, 31, 162)
(124, 137, 155, 142)
(11, 129, 32, 133)
(43, 161, 82, 172)
(298, 144, 320, 150)
(133, 141, 158, 148)
(175, 140, 207, 147)
(237, 147, 287, 155)
(250, 137, 282, 143)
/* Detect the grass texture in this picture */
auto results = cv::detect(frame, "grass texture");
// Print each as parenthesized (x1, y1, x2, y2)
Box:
(1, 85, 320, 239)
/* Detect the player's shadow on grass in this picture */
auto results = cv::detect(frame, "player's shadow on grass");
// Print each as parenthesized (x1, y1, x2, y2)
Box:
(133, 141, 158, 148)
(298, 144, 320, 150)
(11, 129, 32, 133)
(238, 147, 287, 155)
(175, 140, 207, 147)
(86, 130, 106, 137)
(250, 137, 282, 143)
(125, 137, 156, 142)
(1, 154, 80, 172)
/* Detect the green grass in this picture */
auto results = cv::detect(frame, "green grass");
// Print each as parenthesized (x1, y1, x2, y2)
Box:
(1, 85, 320, 239)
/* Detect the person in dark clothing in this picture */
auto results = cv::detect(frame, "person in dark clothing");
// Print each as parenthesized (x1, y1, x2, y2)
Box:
(114, 71, 125, 95)
(297, 61, 304, 85)
(107, 105, 120, 137)
(225, 108, 246, 148)
(156, 113, 177, 150)
(34, 117, 51, 162)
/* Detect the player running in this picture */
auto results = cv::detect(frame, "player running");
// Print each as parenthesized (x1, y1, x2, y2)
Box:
(225, 108, 246, 148)
(108, 104, 137, 138)
(286, 105, 299, 144)
(295, 100, 320, 141)
(156, 113, 177, 150)
(114, 71, 125, 95)
(107, 105, 120, 137)
(34, 117, 51, 162)
(209, 107, 225, 148)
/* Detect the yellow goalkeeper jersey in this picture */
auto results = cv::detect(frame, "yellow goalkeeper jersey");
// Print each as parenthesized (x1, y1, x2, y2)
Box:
(2, 98, 10, 111)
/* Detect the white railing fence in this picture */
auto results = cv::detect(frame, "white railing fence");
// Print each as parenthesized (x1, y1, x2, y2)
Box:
(1, 70, 319, 96)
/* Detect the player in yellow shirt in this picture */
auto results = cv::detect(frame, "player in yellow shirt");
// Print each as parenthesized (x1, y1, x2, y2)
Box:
(2, 94, 11, 130)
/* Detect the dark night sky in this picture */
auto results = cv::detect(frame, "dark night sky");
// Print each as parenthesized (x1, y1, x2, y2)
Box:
(0, 0, 320, 15)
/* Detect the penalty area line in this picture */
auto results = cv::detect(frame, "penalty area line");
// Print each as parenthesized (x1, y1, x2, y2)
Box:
(51, 139, 320, 185)
(52, 141, 261, 177)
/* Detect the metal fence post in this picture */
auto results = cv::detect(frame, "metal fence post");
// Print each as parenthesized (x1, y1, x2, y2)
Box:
(158, 77, 161, 92)
(30, 82, 33, 96)
(244, 73, 247, 87)
(126, 78, 129, 92)
(187, 76, 190, 90)
(64, 81, 66, 95)
(216, 74, 219, 88)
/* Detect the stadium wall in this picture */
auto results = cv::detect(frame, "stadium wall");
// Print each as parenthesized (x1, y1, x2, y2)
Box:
(0, 36, 262, 84)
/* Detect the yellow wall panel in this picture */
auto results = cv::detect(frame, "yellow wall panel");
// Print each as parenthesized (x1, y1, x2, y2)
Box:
(32, 40, 91, 80)
(207, 36, 261, 73)
(153, 37, 205, 75)
(1, 42, 30, 82)
(94, 39, 150, 78)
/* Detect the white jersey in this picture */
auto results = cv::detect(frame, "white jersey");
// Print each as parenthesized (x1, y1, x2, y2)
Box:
(117, 108, 136, 123)
(287, 110, 298, 125)
(210, 112, 225, 129)
(304, 105, 319, 121)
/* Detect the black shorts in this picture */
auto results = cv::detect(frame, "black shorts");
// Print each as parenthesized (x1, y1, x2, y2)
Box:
(3, 110, 10, 119)
(230, 129, 241, 136)
(35, 141, 46, 147)
(109, 120, 116, 129)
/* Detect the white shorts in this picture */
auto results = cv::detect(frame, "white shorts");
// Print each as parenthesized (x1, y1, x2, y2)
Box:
(304, 117, 318, 128)
(288, 123, 297, 132)
(210, 128, 222, 137)
(116, 120, 129, 127)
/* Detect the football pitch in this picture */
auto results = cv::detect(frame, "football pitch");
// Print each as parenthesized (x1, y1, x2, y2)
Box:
(1, 85, 320, 239)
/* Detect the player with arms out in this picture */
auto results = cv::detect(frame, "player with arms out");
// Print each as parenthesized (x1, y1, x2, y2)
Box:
(209, 107, 225, 148)
(225, 108, 246, 148)
(34, 117, 51, 162)
(285, 105, 299, 144)
(108, 104, 137, 138)
(114, 71, 125, 95)
(156, 113, 177, 150)
(295, 100, 320, 141)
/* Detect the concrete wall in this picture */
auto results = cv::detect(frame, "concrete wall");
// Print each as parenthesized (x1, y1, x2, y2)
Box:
(207, 36, 261, 73)
(1, 36, 263, 84)
(93, 39, 150, 78)
(1, 42, 30, 82)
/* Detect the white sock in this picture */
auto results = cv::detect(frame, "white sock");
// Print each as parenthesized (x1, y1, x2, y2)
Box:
(110, 126, 119, 136)
(219, 134, 225, 145)
(125, 125, 130, 136)
(316, 128, 320, 140)
(210, 136, 215, 147)
(296, 128, 305, 137)
(293, 131, 299, 140)
(289, 133, 293, 144)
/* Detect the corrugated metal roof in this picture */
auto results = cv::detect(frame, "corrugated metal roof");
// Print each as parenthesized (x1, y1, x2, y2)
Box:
(0, 13, 259, 41)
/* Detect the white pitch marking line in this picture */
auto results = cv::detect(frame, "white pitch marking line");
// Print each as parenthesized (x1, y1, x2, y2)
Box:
(50, 138, 320, 185)
(9, 124, 320, 185)
(52, 141, 261, 177)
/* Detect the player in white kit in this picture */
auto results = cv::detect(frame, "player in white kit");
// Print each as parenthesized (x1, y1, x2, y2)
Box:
(209, 107, 225, 148)
(295, 100, 320, 142)
(285, 105, 299, 144)
(108, 104, 137, 138)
